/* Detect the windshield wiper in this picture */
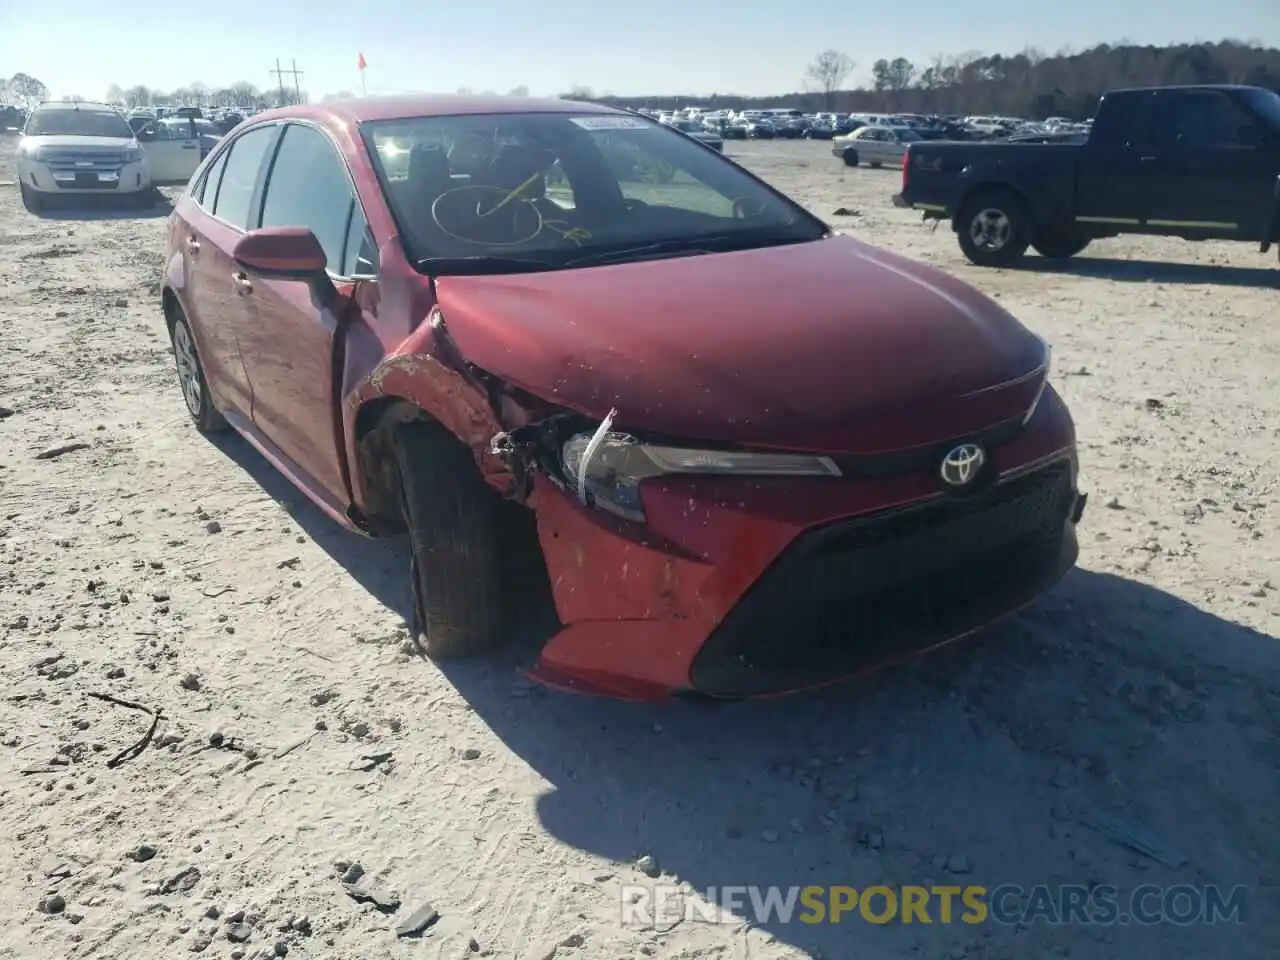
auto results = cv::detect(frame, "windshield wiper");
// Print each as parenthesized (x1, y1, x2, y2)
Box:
(563, 232, 809, 268)
(416, 255, 558, 275)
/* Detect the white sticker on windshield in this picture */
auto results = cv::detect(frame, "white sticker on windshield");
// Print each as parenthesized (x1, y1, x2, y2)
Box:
(568, 115, 650, 131)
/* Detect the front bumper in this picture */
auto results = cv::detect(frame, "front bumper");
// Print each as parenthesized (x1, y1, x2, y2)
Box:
(527, 385, 1085, 700)
(18, 156, 151, 195)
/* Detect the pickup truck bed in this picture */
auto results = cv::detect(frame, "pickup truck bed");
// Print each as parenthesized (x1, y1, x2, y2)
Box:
(892, 84, 1280, 267)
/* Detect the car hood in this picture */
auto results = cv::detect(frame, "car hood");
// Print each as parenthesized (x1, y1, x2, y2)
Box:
(433, 233, 1049, 453)
(25, 134, 135, 151)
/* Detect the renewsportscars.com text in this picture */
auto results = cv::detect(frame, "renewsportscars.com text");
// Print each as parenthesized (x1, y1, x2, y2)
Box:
(621, 883, 1248, 926)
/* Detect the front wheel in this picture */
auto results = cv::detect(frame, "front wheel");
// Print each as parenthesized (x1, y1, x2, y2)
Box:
(19, 183, 44, 214)
(841, 149, 859, 167)
(1032, 229, 1091, 259)
(956, 190, 1032, 267)
(396, 421, 503, 660)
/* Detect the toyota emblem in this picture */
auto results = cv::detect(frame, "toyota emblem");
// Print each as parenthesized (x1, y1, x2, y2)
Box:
(939, 443, 985, 487)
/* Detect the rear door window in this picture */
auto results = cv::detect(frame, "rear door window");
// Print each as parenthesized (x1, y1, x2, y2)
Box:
(211, 125, 278, 229)
(1090, 93, 1157, 149)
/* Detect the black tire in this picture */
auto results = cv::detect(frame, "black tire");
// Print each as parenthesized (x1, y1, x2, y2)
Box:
(19, 183, 44, 214)
(956, 189, 1032, 267)
(842, 149, 859, 167)
(395, 420, 502, 659)
(1032, 230, 1091, 259)
(870, 161, 883, 169)
(170, 313, 229, 434)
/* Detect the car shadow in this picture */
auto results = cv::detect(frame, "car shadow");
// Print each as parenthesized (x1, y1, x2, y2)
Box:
(34, 190, 173, 221)
(1021, 255, 1280, 288)
(204, 427, 1279, 956)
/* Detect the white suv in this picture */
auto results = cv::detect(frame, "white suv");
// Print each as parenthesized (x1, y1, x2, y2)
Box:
(16, 101, 152, 212)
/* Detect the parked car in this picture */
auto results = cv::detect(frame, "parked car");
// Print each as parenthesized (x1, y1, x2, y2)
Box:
(832, 125, 924, 168)
(161, 95, 1085, 699)
(894, 84, 1280, 266)
(667, 118, 724, 152)
(16, 100, 151, 212)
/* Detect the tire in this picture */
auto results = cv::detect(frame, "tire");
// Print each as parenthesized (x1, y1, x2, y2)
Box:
(1032, 230, 1091, 259)
(956, 189, 1032, 267)
(170, 313, 229, 434)
(870, 161, 883, 169)
(842, 149, 859, 167)
(395, 420, 502, 659)
(20, 183, 44, 214)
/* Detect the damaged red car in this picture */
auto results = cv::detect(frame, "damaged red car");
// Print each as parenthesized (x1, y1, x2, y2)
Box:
(161, 95, 1087, 700)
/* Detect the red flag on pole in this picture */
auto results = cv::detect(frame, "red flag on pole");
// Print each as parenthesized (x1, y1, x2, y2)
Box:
(357, 52, 367, 71)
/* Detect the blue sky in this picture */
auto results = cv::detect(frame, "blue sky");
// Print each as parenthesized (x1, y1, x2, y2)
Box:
(2, 0, 1277, 100)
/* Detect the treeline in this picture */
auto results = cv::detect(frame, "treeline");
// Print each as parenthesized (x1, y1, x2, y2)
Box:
(585, 40, 1280, 120)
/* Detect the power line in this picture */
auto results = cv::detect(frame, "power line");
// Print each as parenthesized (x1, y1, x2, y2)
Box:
(269, 58, 304, 105)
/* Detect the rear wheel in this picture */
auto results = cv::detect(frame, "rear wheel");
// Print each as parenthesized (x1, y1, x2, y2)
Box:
(19, 183, 44, 214)
(956, 189, 1032, 267)
(396, 421, 503, 659)
(1032, 229, 1091, 259)
(841, 149, 859, 167)
(870, 161, 883, 169)
(170, 313, 229, 434)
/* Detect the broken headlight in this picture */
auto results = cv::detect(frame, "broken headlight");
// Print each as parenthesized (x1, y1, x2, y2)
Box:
(561, 424, 841, 523)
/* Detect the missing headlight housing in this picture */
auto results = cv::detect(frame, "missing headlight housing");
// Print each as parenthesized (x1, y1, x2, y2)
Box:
(560, 429, 842, 523)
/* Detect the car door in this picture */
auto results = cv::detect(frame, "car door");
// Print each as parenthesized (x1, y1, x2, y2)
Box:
(138, 122, 189, 181)
(234, 121, 379, 503)
(1074, 91, 1159, 227)
(180, 124, 281, 419)
(1146, 89, 1276, 238)
(167, 119, 205, 183)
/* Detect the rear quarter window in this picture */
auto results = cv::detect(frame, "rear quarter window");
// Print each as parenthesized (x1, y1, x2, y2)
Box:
(193, 148, 229, 209)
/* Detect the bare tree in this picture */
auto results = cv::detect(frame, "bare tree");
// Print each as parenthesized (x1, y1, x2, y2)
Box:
(508, 85, 530, 96)
(804, 50, 854, 110)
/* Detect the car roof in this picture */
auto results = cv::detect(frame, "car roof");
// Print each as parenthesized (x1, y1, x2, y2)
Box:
(248, 94, 621, 126)
(1105, 84, 1265, 95)
(37, 100, 118, 112)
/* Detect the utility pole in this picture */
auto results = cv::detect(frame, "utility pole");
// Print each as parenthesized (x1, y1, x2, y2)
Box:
(269, 58, 305, 106)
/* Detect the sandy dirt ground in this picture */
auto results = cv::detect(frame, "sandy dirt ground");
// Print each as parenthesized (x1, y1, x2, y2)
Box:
(0, 136, 1277, 960)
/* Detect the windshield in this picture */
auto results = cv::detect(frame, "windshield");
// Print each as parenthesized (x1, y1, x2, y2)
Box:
(362, 111, 823, 272)
(1241, 88, 1280, 130)
(26, 107, 132, 138)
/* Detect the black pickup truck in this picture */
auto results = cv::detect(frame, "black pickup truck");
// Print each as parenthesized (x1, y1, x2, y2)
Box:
(893, 84, 1280, 267)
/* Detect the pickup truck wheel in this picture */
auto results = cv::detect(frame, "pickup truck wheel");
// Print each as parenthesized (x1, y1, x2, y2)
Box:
(396, 421, 503, 660)
(1032, 230, 1091, 259)
(841, 148, 859, 167)
(957, 191, 1031, 266)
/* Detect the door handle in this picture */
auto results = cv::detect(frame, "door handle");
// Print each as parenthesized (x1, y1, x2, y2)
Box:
(181, 143, 198, 150)
(231, 271, 253, 294)
(186, 236, 200, 254)
(1139, 155, 1156, 162)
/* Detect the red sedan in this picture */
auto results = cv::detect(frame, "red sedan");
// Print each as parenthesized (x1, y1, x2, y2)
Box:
(161, 95, 1086, 700)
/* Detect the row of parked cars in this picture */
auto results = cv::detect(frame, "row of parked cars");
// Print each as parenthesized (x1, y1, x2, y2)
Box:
(648, 106, 1090, 144)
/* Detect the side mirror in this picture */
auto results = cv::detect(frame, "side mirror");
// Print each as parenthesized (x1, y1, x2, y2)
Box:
(232, 227, 328, 278)
(233, 228, 338, 306)
(136, 126, 156, 142)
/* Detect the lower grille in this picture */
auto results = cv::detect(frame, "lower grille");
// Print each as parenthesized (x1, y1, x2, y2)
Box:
(689, 459, 1079, 697)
